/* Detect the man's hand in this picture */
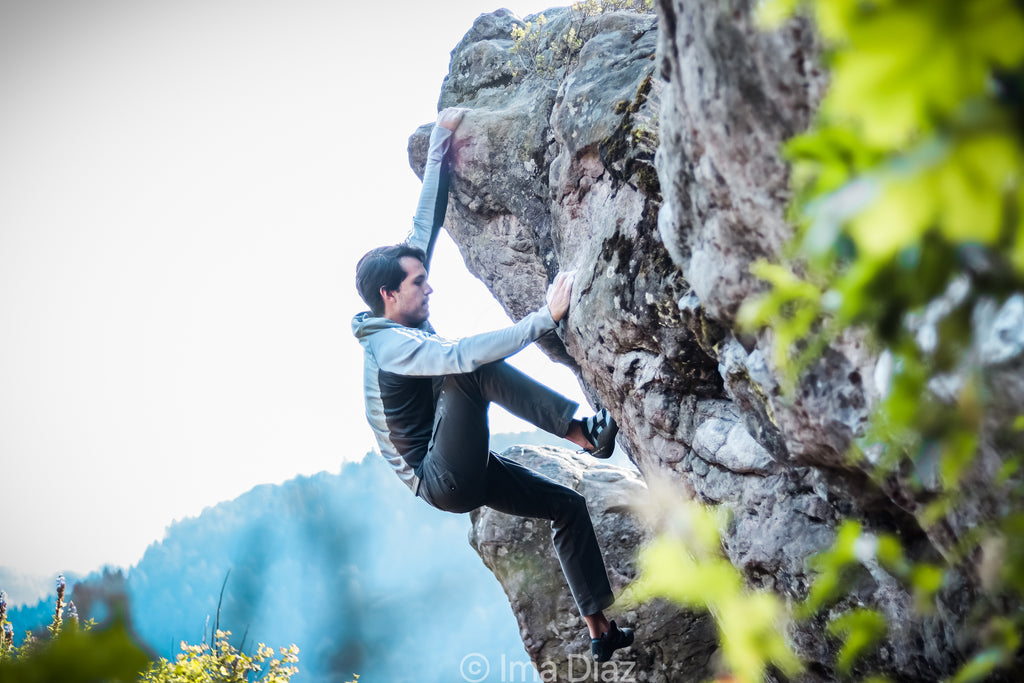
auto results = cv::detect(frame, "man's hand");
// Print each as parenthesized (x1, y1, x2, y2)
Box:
(546, 271, 575, 323)
(437, 107, 468, 131)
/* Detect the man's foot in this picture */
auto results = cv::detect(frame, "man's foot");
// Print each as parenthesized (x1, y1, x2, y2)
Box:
(580, 409, 618, 459)
(591, 620, 634, 662)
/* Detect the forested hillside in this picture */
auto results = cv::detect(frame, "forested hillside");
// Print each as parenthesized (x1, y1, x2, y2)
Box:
(9, 439, 564, 682)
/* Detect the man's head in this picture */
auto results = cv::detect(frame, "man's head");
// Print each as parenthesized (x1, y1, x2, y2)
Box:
(356, 244, 432, 326)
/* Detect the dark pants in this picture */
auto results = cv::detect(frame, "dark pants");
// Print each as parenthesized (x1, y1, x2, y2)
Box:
(416, 361, 615, 617)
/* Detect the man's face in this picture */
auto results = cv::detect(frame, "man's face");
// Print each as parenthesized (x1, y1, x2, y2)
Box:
(383, 256, 432, 327)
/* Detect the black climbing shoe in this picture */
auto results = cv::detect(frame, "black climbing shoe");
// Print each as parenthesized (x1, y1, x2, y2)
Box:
(581, 408, 618, 459)
(591, 620, 634, 662)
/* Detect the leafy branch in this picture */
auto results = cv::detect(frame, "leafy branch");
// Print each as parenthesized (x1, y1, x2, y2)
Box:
(639, 0, 1024, 679)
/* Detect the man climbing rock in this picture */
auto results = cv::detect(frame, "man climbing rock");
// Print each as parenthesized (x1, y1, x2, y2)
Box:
(352, 107, 634, 662)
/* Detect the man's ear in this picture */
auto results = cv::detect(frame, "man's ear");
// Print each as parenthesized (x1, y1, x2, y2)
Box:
(380, 286, 395, 304)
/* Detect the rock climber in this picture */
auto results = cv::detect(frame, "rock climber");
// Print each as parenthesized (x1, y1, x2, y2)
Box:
(352, 107, 635, 662)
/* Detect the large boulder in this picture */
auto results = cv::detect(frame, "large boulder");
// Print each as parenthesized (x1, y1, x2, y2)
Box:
(411, 2, 1021, 680)
(469, 446, 717, 682)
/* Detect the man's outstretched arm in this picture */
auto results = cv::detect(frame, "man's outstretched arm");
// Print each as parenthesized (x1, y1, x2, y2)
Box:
(371, 271, 576, 377)
(406, 107, 466, 269)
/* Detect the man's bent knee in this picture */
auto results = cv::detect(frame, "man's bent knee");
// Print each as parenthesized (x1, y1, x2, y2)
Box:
(418, 466, 485, 514)
(552, 487, 590, 522)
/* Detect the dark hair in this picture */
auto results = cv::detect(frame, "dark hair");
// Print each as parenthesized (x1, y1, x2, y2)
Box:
(355, 244, 426, 316)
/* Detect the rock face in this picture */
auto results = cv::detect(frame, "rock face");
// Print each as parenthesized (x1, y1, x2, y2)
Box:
(410, 2, 1024, 681)
(470, 447, 718, 682)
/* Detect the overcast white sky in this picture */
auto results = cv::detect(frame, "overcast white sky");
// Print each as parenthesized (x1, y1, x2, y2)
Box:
(0, 0, 586, 580)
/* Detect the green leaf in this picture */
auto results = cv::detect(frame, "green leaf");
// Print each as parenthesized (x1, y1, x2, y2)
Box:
(939, 428, 978, 486)
(0, 616, 151, 683)
(720, 592, 803, 682)
(828, 608, 888, 674)
(936, 131, 1020, 246)
(910, 563, 945, 609)
(950, 648, 1005, 683)
(847, 175, 934, 260)
(963, 0, 1024, 68)
(875, 534, 910, 577)
(801, 521, 863, 616)
(633, 538, 742, 608)
(754, 0, 801, 29)
(810, 0, 862, 43)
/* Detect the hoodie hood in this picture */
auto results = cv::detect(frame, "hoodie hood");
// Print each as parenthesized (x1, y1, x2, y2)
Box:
(352, 311, 393, 341)
(352, 311, 434, 343)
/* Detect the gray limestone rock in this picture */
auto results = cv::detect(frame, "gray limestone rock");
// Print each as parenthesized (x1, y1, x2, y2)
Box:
(469, 447, 718, 682)
(409, 2, 1016, 680)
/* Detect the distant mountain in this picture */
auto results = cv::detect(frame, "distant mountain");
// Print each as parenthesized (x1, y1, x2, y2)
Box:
(9, 446, 558, 682)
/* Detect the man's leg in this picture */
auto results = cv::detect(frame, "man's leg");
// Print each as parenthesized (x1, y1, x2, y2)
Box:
(417, 364, 635, 657)
(483, 454, 615, 619)
(468, 360, 579, 438)
(418, 361, 578, 512)
(472, 361, 618, 457)
(484, 457, 636, 658)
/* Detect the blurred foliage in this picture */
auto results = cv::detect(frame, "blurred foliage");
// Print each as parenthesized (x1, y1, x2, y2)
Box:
(628, 484, 803, 682)
(828, 608, 887, 675)
(0, 618, 150, 683)
(642, 0, 1024, 680)
(798, 520, 943, 619)
(1, 574, 304, 683)
(140, 630, 298, 683)
(508, 0, 654, 79)
(0, 575, 150, 682)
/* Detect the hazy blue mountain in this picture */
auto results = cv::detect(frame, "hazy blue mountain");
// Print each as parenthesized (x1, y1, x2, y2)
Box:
(8, 444, 563, 682)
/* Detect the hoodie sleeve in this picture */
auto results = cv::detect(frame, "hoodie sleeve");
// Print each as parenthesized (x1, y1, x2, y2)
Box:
(373, 305, 557, 376)
(405, 124, 454, 270)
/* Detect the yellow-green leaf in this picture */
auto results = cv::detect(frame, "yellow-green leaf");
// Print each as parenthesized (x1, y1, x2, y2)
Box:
(847, 175, 934, 260)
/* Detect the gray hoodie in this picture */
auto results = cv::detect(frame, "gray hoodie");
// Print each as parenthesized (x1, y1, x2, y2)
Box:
(352, 123, 556, 494)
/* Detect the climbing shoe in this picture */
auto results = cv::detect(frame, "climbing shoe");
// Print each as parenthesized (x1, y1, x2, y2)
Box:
(591, 620, 634, 662)
(581, 408, 618, 459)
